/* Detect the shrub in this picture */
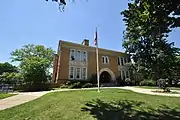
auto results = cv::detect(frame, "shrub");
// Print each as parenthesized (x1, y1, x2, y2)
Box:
(157, 78, 170, 92)
(69, 82, 82, 89)
(89, 74, 97, 84)
(125, 78, 131, 85)
(140, 79, 156, 86)
(65, 81, 72, 85)
(82, 83, 94, 88)
(60, 84, 69, 89)
(116, 76, 125, 86)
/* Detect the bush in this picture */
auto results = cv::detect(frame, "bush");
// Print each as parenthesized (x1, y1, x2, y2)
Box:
(82, 83, 94, 88)
(69, 82, 82, 89)
(60, 84, 69, 89)
(125, 78, 132, 85)
(65, 81, 72, 85)
(140, 79, 156, 86)
(116, 76, 125, 86)
(157, 78, 170, 91)
(14, 83, 52, 92)
(89, 74, 97, 84)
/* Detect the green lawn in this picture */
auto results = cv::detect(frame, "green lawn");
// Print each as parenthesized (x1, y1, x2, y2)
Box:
(0, 93, 14, 99)
(136, 86, 180, 90)
(0, 89, 180, 120)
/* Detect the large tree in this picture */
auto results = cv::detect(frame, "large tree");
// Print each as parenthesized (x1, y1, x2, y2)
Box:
(121, 0, 180, 82)
(11, 44, 55, 85)
(0, 62, 17, 75)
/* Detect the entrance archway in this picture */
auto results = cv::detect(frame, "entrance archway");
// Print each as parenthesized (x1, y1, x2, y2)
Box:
(99, 68, 116, 83)
(100, 71, 111, 83)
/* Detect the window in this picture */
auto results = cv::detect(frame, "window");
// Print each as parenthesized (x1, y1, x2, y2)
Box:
(76, 68, 81, 79)
(82, 51, 87, 62)
(126, 71, 129, 78)
(121, 58, 124, 65)
(122, 71, 126, 80)
(70, 49, 75, 61)
(76, 50, 81, 61)
(69, 67, 74, 79)
(117, 57, 121, 65)
(82, 68, 87, 79)
(106, 57, 109, 63)
(102, 56, 109, 64)
(126, 58, 129, 63)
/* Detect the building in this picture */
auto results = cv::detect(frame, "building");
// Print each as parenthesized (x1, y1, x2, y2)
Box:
(52, 39, 130, 84)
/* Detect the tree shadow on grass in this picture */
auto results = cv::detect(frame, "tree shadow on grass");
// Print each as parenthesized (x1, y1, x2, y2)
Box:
(81, 99, 180, 120)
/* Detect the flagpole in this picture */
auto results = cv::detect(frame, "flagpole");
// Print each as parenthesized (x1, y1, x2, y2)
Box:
(96, 44, 100, 92)
(95, 28, 100, 92)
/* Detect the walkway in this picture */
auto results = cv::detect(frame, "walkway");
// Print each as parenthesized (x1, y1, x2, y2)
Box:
(118, 86, 180, 97)
(0, 87, 180, 111)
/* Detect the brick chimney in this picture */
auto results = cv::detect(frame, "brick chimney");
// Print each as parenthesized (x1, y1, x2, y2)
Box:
(82, 39, 89, 46)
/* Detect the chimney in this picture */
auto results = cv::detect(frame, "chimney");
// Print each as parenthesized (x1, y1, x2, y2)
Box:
(82, 39, 89, 46)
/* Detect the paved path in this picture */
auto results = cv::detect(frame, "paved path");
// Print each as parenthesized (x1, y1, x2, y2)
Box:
(118, 86, 180, 97)
(0, 87, 180, 111)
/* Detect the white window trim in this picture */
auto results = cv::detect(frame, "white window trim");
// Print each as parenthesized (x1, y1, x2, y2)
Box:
(69, 66, 75, 79)
(118, 57, 122, 66)
(81, 51, 87, 62)
(81, 67, 87, 80)
(70, 49, 76, 61)
(75, 67, 81, 79)
(102, 56, 109, 64)
(76, 50, 81, 62)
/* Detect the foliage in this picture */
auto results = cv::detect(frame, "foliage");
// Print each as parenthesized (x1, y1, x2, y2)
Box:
(65, 81, 72, 85)
(21, 57, 50, 85)
(121, 0, 180, 82)
(0, 62, 18, 75)
(0, 72, 23, 84)
(68, 82, 81, 89)
(89, 74, 97, 84)
(140, 79, 156, 86)
(116, 76, 125, 86)
(82, 83, 94, 88)
(11, 44, 54, 68)
(11, 44, 55, 85)
(125, 78, 131, 85)
(157, 78, 168, 90)
(60, 84, 69, 89)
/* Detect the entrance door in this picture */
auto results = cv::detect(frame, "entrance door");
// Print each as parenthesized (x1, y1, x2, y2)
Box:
(100, 71, 111, 83)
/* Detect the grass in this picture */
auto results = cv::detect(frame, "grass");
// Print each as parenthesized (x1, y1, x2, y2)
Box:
(136, 86, 180, 90)
(0, 89, 180, 120)
(0, 93, 14, 99)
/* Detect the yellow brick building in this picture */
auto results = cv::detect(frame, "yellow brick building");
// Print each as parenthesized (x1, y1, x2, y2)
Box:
(52, 39, 130, 84)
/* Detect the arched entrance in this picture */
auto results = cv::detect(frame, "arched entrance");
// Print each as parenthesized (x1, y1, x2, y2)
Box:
(100, 71, 111, 83)
(99, 68, 116, 83)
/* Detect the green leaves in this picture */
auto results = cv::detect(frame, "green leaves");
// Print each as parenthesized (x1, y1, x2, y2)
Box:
(10, 44, 55, 85)
(21, 56, 50, 85)
(121, 0, 180, 81)
(0, 62, 18, 75)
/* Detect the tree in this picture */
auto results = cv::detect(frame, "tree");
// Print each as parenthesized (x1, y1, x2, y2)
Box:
(0, 62, 17, 75)
(11, 44, 55, 85)
(0, 72, 22, 84)
(11, 44, 54, 68)
(21, 57, 50, 85)
(121, 0, 180, 82)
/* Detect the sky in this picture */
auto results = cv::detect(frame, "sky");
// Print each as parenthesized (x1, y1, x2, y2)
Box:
(0, 0, 180, 64)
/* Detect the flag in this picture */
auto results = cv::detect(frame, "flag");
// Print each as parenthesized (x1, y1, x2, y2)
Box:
(94, 28, 98, 46)
(52, 0, 66, 5)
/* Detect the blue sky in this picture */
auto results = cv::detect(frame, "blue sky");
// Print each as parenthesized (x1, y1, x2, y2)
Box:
(0, 0, 180, 64)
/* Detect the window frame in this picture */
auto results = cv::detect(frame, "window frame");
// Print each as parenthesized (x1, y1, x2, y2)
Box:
(70, 49, 76, 61)
(102, 56, 109, 64)
(75, 67, 81, 79)
(81, 51, 87, 62)
(69, 66, 75, 79)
